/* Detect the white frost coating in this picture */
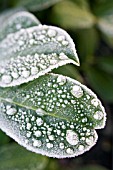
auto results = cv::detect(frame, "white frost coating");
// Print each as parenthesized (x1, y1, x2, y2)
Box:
(71, 85, 83, 98)
(66, 130, 79, 145)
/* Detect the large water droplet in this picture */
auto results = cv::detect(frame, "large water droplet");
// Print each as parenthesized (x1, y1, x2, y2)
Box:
(66, 130, 79, 145)
(71, 85, 83, 98)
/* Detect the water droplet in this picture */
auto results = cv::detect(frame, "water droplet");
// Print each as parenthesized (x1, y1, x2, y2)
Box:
(71, 85, 83, 98)
(94, 111, 103, 120)
(78, 145, 84, 151)
(31, 67, 38, 75)
(36, 118, 43, 126)
(36, 108, 46, 116)
(34, 130, 42, 137)
(47, 29, 56, 37)
(11, 72, 19, 79)
(66, 148, 74, 154)
(22, 70, 30, 78)
(2, 75, 12, 84)
(57, 75, 66, 85)
(59, 143, 64, 149)
(57, 35, 65, 42)
(6, 107, 17, 115)
(46, 143, 53, 148)
(48, 135, 54, 141)
(86, 136, 94, 145)
(26, 123, 31, 130)
(91, 99, 99, 107)
(33, 140, 42, 147)
(59, 53, 68, 60)
(62, 40, 69, 46)
(66, 130, 79, 145)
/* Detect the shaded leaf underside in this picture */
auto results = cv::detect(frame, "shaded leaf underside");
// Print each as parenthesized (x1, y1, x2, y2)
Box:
(0, 74, 106, 158)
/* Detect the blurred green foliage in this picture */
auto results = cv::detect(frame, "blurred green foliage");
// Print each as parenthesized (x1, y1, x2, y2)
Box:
(0, 0, 112, 170)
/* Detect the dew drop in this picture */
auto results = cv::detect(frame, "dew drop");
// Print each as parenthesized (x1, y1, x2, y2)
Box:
(48, 135, 54, 141)
(86, 136, 94, 145)
(59, 52, 68, 60)
(57, 35, 65, 42)
(6, 107, 17, 115)
(59, 143, 64, 149)
(36, 118, 43, 126)
(66, 148, 74, 154)
(47, 29, 56, 37)
(11, 72, 19, 79)
(46, 143, 53, 148)
(34, 130, 42, 137)
(91, 99, 99, 107)
(1, 75, 12, 84)
(26, 123, 31, 130)
(22, 70, 30, 78)
(33, 140, 42, 147)
(62, 40, 69, 46)
(36, 108, 46, 116)
(71, 85, 83, 98)
(31, 67, 38, 75)
(57, 75, 66, 85)
(94, 111, 103, 120)
(78, 145, 84, 151)
(66, 130, 79, 145)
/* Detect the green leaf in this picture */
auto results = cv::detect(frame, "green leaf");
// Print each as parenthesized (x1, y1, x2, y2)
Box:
(0, 25, 79, 87)
(0, 11, 41, 41)
(0, 130, 10, 145)
(97, 57, 113, 74)
(76, 28, 99, 63)
(85, 66, 113, 102)
(0, 73, 106, 158)
(0, 143, 48, 170)
(15, 0, 61, 11)
(51, 1, 95, 29)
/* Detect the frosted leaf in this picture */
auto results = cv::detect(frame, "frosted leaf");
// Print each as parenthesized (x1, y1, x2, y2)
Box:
(0, 11, 40, 41)
(0, 25, 79, 87)
(0, 73, 106, 158)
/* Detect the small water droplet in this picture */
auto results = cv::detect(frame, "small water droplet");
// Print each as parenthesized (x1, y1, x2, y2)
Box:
(36, 108, 46, 116)
(34, 130, 42, 137)
(86, 136, 94, 145)
(59, 53, 68, 60)
(36, 118, 43, 126)
(33, 140, 42, 147)
(91, 99, 99, 107)
(62, 40, 69, 46)
(78, 145, 84, 151)
(66, 148, 74, 154)
(46, 143, 53, 148)
(59, 143, 64, 149)
(47, 29, 56, 37)
(57, 75, 66, 85)
(57, 35, 65, 42)
(31, 67, 38, 75)
(26, 123, 31, 130)
(11, 72, 19, 79)
(48, 135, 54, 141)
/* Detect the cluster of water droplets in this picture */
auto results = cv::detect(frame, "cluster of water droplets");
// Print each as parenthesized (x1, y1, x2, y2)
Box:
(0, 74, 106, 158)
(0, 25, 78, 87)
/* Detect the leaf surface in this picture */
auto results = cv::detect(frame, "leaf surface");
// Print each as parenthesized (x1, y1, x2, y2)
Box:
(0, 11, 40, 41)
(0, 25, 79, 87)
(0, 74, 106, 158)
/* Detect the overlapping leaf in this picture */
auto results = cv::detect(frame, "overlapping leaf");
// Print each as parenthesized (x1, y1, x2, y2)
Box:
(15, 0, 61, 11)
(0, 24, 79, 87)
(0, 11, 40, 41)
(0, 74, 106, 158)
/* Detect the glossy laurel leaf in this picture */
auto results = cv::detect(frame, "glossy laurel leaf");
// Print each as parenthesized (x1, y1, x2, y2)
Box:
(0, 25, 79, 87)
(0, 74, 106, 158)
(0, 11, 40, 41)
